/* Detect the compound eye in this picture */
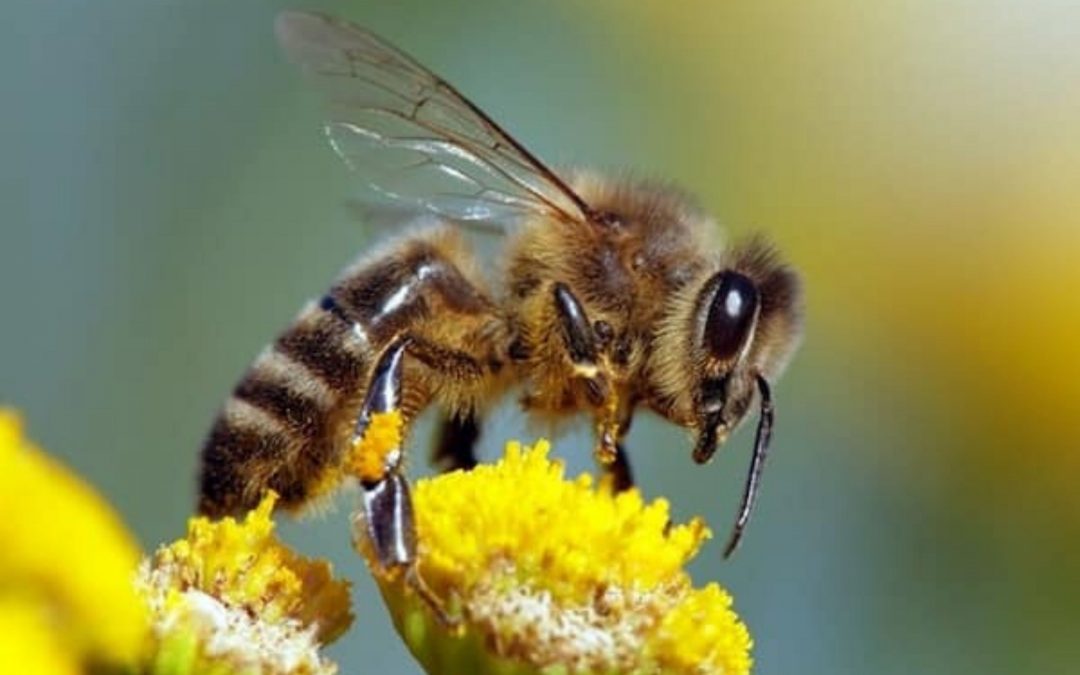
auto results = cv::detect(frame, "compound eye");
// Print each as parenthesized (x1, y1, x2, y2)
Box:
(704, 272, 759, 360)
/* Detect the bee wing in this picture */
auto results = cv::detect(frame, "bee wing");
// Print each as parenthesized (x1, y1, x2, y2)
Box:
(276, 11, 593, 230)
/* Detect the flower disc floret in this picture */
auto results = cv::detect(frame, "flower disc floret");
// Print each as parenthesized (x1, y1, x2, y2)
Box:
(139, 492, 353, 674)
(361, 439, 753, 674)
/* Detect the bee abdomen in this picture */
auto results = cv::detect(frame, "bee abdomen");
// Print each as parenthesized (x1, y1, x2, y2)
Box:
(276, 296, 369, 391)
(198, 301, 370, 517)
(233, 348, 336, 437)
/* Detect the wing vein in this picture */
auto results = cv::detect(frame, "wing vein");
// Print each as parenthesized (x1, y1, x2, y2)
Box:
(276, 10, 595, 233)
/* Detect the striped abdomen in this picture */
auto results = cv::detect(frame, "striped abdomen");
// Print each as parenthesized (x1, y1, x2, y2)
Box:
(197, 229, 502, 517)
(197, 297, 370, 517)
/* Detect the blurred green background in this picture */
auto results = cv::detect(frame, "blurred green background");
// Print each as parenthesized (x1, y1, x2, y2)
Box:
(3, 1, 1079, 672)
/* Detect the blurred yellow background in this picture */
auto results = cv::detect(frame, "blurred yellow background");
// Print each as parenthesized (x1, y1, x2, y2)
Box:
(2, 1, 1077, 672)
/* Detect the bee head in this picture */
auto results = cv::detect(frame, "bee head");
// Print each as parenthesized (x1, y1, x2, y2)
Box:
(692, 271, 761, 460)
(653, 237, 801, 555)
(686, 240, 800, 457)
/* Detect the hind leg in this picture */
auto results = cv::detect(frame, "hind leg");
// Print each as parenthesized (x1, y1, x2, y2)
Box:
(197, 226, 508, 518)
(349, 340, 456, 625)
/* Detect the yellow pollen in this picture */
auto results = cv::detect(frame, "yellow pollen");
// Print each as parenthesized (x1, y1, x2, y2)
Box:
(138, 492, 353, 674)
(365, 439, 752, 673)
(572, 363, 600, 379)
(413, 440, 709, 603)
(650, 582, 754, 674)
(349, 410, 404, 484)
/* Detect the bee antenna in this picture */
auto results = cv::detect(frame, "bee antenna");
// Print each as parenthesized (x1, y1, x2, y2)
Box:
(723, 374, 774, 559)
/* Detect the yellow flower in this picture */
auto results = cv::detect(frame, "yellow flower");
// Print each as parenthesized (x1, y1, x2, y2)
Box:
(355, 424, 753, 674)
(138, 492, 354, 675)
(0, 409, 148, 673)
(0, 407, 358, 674)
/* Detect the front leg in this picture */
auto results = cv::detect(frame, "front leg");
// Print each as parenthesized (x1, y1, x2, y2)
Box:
(601, 407, 636, 493)
(549, 282, 637, 490)
(604, 442, 635, 493)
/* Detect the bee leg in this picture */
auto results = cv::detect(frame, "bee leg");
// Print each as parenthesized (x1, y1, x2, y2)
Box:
(351, 478, 455, 627)
(553, 282, 599, 367)
(352, 339, 459, 627)
(607, 442, 635, 492)
(352, 338, 412, 568)
(432, 413, 481, 472)
(600, 408, 636, 492)
(358, 471, 414, 568)
(554, 283, 627, 476)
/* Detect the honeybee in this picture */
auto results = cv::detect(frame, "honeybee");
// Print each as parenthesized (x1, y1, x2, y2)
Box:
(198, 11, 802, 577)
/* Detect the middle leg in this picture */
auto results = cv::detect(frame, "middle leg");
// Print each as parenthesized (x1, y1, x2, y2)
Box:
(432, 413, 481, 472)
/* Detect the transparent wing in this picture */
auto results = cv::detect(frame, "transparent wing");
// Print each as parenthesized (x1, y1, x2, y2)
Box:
(276, 11, 593, 230)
